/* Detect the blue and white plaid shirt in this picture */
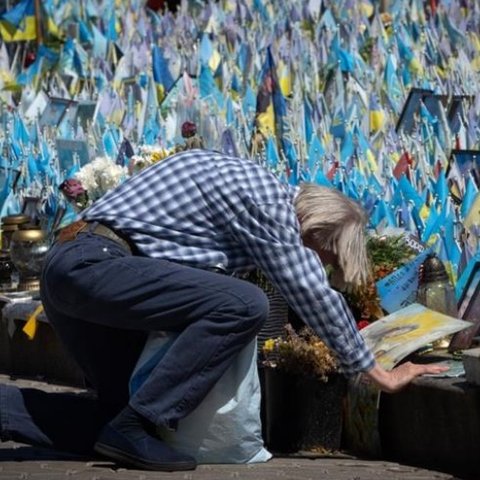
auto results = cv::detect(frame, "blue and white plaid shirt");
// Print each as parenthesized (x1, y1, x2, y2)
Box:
(83, 149, 375, 375)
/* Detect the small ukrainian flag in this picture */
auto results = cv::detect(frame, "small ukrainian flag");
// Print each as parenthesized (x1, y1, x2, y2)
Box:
(0, 0, 37, 42)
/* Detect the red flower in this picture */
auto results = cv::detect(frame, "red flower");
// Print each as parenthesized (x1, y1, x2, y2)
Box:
(181, 121, 197, 138)
(357, 320, 370, 330)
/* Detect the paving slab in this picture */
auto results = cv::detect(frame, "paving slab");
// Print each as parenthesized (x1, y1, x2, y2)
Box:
(0, 375, 468, 480)
(0, 443, 461, 480)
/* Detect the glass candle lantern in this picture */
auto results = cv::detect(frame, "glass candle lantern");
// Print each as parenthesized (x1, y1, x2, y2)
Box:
(417, 253, 458, 349)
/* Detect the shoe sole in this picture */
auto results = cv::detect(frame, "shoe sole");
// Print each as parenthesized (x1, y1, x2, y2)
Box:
(94, 441, 197, 471)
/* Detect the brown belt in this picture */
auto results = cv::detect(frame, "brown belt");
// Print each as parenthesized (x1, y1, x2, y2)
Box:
(56, 220, 132, 254)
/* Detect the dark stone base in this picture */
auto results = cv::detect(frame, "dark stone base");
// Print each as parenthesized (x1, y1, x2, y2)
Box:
(379, 376, 480, 479)
(260, 368, 346, 453)
(0, 317, 85, 387)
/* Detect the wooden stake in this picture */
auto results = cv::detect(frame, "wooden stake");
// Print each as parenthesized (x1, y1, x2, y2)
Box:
(34, 0, 43, 46)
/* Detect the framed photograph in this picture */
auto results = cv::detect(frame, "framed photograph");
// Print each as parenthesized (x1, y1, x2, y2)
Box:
(60, 100, 80, 130)
(447, 149, 480, 184)
(75, 101, 97, 131)
(457, 262, 480, 319)
(23, 91, 49, 122)
(423, 94, 448, 121)
(39, 97, 76, 128)
(450, 260, 480, 350)
(361, 303, 470, 370)
(122, 77, 143, 103)
(395, 88, 434, 134)
(56, 138, 90, 173)
(448, 95, 473, 134)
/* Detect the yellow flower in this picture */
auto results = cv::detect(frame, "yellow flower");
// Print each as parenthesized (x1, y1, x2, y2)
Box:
(150, 148, 174, 163)
(263, 338, 276, 354)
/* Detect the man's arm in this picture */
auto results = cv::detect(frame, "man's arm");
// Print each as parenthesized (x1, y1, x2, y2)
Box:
(229, 201, 449, 385)
(228, 201, 375, 374)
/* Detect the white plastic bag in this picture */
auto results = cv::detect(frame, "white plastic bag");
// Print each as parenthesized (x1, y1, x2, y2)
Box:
(130, 334, 272, 464)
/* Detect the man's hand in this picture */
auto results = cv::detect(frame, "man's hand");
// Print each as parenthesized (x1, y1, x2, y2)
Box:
(363, 361, 450, 393)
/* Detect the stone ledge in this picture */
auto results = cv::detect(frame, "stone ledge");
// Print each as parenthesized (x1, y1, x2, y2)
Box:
(0, 310, 85, 387)
(462, 348, 480, 386)
(379, 376, 480, 478)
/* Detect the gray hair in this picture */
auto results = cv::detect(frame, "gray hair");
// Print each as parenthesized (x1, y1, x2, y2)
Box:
(294, 184, 371, 286)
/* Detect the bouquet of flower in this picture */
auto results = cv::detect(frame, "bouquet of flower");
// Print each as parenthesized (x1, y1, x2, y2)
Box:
(367, 234, 417, 279)
(128, 145, 173, 174)
(60, 156, 128, 210)
(262, 324, 338, 382)
(343, 234, 418, 327)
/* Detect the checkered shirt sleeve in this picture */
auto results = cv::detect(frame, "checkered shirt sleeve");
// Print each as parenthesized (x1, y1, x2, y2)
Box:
(228, 201, 375, 376)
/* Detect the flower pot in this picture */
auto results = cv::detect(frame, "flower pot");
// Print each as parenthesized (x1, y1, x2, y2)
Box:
(261, 368, 346, 453)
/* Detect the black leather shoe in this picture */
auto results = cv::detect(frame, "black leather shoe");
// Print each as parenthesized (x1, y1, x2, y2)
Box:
(94, 409, 196, 471)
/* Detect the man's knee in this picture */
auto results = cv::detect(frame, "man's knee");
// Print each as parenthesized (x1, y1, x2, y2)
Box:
(228, 280, 269, 330)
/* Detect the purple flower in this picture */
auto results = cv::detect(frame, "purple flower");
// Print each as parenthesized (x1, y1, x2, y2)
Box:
(181, 121, 197, 138)
(59, 179, 89, 210)
(59, 179, 86, 200)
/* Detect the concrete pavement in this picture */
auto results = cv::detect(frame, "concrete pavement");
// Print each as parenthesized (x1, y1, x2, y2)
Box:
(0, 441, 462, 480)
(0, 375, 468, 480)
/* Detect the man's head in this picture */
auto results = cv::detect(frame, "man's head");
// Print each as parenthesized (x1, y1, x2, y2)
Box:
(294, 184, 371, 287)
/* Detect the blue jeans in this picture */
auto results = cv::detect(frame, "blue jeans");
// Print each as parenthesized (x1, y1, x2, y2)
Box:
(39, 231, 268, 430)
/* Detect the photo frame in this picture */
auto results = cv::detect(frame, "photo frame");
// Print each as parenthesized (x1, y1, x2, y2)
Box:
(447, 149, 480, 185)
(23, 90, 49, 122)
(361, 303, 470, 370)
(39, 97, 76, 128)
(60, 100, 80, 130)
(395, 88, 434, 134)
(122, 77, 143, 103)
(450, 259, 480, 350)
(423, 94, 448, 121)
(448, 95, 473, 134)
(56, 138, 90, 173)
(75, 101, 97, 131)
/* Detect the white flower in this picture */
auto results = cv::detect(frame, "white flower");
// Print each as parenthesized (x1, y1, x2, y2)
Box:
(128, 146, 173, 174)
(75, 156, 128, 203)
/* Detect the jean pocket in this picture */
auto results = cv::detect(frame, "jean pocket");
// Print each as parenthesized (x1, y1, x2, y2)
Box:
(43, 236, 126, 309)
(78, 234, 127, 266)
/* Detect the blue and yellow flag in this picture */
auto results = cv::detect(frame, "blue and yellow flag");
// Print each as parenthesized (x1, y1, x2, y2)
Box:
(152, 46, 175, 101)
(0, 0, 36, 42)
(369, 93, 385, 133)
(383, 54, 404, 114)
(255, 48, 286, 139)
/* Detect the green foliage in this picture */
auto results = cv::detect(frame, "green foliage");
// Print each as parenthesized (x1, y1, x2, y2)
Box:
(367, 235, 417, 276)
